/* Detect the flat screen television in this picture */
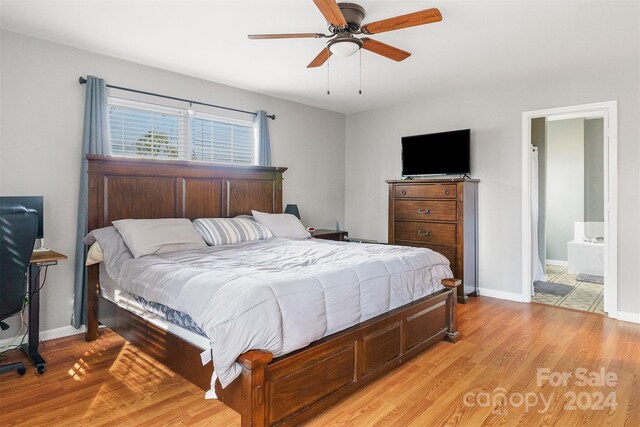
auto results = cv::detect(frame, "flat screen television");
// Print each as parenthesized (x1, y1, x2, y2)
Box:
(401, 129, 471, 176)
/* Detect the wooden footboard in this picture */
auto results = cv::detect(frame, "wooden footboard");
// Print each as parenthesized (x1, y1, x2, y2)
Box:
(86, 274, 460, 426)
(216, 279, 460, 426)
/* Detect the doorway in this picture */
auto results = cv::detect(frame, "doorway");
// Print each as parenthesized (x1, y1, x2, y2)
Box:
(521, 101, 618, 317)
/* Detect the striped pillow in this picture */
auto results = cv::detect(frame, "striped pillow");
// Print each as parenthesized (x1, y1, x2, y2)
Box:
(193, 218, 273, 246)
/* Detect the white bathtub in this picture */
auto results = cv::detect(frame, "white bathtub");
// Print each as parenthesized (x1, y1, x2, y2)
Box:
(567, 239, 604, 276)
(567, 222, 604, 276)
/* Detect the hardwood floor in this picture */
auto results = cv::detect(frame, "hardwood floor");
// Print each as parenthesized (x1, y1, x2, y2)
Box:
(1, 297, 638, 426)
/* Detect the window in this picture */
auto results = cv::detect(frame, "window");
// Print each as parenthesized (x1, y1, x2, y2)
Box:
(108, 98, 256, 164)
(191, 114, 254, 164)
(109, 99, 188, 160)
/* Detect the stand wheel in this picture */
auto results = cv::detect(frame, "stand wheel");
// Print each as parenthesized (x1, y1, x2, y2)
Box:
(17, 366, 26, 376)
(37, 365, 45, 374)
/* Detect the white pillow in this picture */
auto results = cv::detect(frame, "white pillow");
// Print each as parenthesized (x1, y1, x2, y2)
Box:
(193, 217, 273, 246)
(251, 210, 311, 239)
(86, 242, 104, 266)
(112, 218, 206, 258)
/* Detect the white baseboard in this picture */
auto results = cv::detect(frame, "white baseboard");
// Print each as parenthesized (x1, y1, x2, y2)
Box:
(614, 311, 640, 324)
(478, 287, 523, 302)
(40, 325, 85, 341)
(0, 325, 84, 349)
(476, 288, 640, 325)
(546, 259, 568, 267)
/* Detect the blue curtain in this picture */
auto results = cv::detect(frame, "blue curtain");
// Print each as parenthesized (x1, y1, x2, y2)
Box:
(71, 76, 110, 328)
(255, 110, 271, 166)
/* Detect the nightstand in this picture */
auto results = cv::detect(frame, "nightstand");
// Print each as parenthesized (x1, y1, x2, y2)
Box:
(312, 229, 348, 241)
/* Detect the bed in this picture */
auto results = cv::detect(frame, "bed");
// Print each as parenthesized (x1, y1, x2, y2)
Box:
(85, 155, 461, 426)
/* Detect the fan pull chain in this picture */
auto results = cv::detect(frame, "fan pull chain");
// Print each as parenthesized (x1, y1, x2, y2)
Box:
(327, 56, 331, 95)
(359, 49, 362, 95)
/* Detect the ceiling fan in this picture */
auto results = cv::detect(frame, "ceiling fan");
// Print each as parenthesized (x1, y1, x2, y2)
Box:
(248, 0, 442, 68)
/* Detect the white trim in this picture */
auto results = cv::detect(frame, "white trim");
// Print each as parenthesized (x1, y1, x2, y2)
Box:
(546, 259, 568, 267)
(109, 96, 188, 116)
(616, 312, 640, 324)
(521, 101, 618, 316)
(602, 107, 618, 317)
(0, 325, 85, 349)
(0, 331, 25, 350)
(478, 287, 524, 302)
(522, 111, 533, 303)
(40, 325, 85, 342)
(546, 111, 605, 122)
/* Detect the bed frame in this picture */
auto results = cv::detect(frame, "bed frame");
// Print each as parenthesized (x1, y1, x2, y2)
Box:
(85, 155, 461, 426)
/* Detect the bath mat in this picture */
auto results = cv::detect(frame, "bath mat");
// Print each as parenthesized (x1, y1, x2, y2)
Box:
(576, 274, 604, 284)
(534, 281, 574, 296)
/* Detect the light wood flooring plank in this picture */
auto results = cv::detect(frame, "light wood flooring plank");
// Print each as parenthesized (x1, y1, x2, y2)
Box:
(0, 297, 638, 426)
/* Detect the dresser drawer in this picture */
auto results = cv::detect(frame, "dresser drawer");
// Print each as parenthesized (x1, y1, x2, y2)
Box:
(394, 200, 457, 222)
(394, 221, 456, 245)
(395, 184, 457, 199)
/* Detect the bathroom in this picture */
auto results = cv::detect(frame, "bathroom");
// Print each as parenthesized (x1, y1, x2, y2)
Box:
(531, 114, 605, 313)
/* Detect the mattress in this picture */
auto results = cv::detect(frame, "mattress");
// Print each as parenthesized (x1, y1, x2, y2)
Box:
(98, 263, 209, 349)
(106, 237, 453, 391)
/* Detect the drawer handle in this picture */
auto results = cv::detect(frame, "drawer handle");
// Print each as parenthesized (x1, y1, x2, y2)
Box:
(444, 190, 451, 195)
(417, 230, 431, 237)
(401, 190, 407, 196)
(417, 208, 430, 214)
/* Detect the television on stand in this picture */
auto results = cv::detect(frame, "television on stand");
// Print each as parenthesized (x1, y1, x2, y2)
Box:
(401, 129, 471, 177)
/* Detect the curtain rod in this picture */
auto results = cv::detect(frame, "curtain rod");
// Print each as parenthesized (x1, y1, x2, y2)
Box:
(78, 77, 275, 120)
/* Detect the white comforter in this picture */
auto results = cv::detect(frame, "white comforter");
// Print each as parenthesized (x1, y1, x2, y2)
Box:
(112, 237, 452, 392)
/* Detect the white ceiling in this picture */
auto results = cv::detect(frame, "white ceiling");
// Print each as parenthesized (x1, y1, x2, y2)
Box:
(0, 1, 637, 114)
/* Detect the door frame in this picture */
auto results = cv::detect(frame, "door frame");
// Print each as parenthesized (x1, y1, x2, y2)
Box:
(521, 101, 618, 317)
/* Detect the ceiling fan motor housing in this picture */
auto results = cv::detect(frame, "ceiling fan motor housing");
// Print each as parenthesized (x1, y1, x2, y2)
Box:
(330, 3, 366, 32)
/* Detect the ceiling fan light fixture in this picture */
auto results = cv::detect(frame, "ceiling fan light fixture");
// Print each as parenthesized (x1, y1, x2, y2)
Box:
(248, 1, 442, 68)
(327, 37, 362, 57)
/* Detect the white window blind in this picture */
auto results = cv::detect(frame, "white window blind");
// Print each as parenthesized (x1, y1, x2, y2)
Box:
(109, 100, 188, 160)
(191, 115, 254, 164)
(108, 98, 256, 165)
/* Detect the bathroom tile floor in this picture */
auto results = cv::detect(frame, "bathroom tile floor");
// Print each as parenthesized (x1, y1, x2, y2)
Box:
(532, 264, 605, 314)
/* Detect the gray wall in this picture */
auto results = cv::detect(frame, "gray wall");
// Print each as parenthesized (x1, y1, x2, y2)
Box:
(584, 118, 605, 222)
(0, 31, 346, 337)
(546, 119, 584, 262)
(344, 65, 639, 315)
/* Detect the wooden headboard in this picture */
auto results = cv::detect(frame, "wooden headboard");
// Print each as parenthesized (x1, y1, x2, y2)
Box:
(87, 155, 287, 232)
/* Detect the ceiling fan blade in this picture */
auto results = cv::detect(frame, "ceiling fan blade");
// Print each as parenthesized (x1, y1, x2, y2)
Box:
(361, 8, 442, 35)
(361, 38, 411, 62)
(307, 48, 332, 68)
(248, 33, 326, 40)
(312, 0, 347, 27)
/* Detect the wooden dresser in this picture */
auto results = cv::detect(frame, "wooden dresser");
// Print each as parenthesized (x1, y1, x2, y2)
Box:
(387, 178, 479, 303)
